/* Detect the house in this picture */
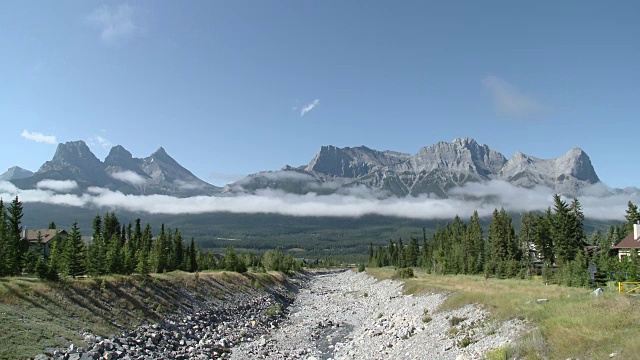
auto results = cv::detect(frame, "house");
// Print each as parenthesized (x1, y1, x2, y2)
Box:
(612, 223, 640, 261)
(22, 228, 67, 258)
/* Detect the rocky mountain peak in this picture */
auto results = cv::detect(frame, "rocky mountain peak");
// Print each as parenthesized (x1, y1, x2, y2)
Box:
(410, 138, 507, 177)
(556, 147, 599, 183)
(148, 147, 180, 166)
(305, 144, 410, 179)
(152, 146, 168, 157)
(39, 140, 103, 174)
(0, 166, 34, 181)
(104, 145, 133, 165)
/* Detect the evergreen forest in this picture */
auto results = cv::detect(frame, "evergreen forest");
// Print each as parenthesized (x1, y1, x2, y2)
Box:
(0, 196, 303, 281)
(369, 195, 640, 287)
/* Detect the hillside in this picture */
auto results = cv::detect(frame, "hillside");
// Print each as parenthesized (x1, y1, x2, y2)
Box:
(0, 271, 295, 359)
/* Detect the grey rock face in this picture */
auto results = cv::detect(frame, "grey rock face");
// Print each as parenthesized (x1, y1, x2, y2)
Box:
(231, 137, 599, 197)
(38, 141, 106, 181)
(305, 145, 410, 179)
(499, 147, 600, 192)
(0, 166, 34, 181)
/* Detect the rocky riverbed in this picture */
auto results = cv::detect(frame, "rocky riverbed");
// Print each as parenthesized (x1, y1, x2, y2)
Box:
(43, 270, 527, 359)
(231, 270, 527, 360)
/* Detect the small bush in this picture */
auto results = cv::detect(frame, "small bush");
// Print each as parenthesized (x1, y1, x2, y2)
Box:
(357, 263, 366, 272)
(449, 316, 467, 326)
(457, 335, 475, 348)
(262, 304, 282, 317)
(395, 268, 414, 279)
(422, 316, 432, 323)
(484, 347, 508, 360)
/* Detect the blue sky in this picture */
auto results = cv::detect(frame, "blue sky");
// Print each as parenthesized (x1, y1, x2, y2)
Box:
(1, 1, 638, 189)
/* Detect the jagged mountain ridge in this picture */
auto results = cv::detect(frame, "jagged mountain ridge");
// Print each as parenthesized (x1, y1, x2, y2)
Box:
(10, 141, 220, 197)
(5, 137, 605, 199)
(230, 137, 601, 197)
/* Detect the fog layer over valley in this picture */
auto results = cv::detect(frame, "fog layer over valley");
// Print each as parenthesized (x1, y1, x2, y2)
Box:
(1, 179, 637, 221)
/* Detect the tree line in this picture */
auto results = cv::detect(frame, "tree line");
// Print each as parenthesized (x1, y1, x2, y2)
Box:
(0, 196, 302, 280)
(369, 195, 640, 287)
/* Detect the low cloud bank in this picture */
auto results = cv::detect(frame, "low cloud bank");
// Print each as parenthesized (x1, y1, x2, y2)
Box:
(0, 180, 637, 221)
(36, 180, 78, 192)
(110, 171, 147, 186)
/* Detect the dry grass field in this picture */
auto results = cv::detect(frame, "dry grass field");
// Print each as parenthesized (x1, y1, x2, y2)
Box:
(367, 268, 640, 359)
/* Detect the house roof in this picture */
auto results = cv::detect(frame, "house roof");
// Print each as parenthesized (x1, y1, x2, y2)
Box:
(612, 231, 640, 250)
(24, 229, 67, 244)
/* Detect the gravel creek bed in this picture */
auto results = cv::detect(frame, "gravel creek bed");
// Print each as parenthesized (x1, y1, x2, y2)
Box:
(41, 270, 527, 360)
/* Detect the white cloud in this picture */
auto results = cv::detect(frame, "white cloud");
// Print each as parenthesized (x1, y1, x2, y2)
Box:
(300, 99, 320, 117)
(482, 76, 549, 117)
(1, 180, 636, 222)
(175, 179, 205, 190)
(89, 135, 113, 150)
(21, 130, 56, 144)
(209, 172, 246, 185)
(86, 4, 137, 43)
(110, 171, 146, 186)
(35, 180, 78, 193)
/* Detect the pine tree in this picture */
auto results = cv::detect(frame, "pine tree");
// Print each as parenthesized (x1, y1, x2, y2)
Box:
(519, 212, 535, 276)
(407, 236, 420, 267)
(171, 228, 185, 271)
(87, 214, 106, 275)
(467, 211, 484, 274)
(533, 209, 554, 265)
(106, 233, 124, 274)
(224, 246, 246, 272)
(624, 201, 640, 235)
(64, 221, 86, 278)
(0, 199, 7, 276)
(5, 196, 24, 275)
(151, 224, 168, 273)
(188, 238, 197, 272)
(48, 221, 56, 229)
(397, 238, 406, 268)
(569, 198, 586, 249)
(551, 195, 576, 266)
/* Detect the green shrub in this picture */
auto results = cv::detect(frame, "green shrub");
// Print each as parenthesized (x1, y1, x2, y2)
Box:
(395, 268, 414, 279)
(449, 316, 466, 326)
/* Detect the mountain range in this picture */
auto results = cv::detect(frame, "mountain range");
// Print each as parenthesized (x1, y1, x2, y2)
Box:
(226, 137, 601, 198)
(2, 137, 608, 198)
(6, 141, 220, 197)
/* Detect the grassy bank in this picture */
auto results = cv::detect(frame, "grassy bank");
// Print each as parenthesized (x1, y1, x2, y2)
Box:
(0, 271, 289, 359)
(366, 268, 640, 359)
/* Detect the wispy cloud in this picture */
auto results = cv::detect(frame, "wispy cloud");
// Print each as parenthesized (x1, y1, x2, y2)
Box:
(482, 76, 549, 117)
(1, 180, 636, 221)
(21, 130, 57, 144)
(209, 172, 246, 185)
(110, 171, 146, 186)
(85, 4, 137, 43)
(89, 135, 113, 150)
(300, 99, 320, 117)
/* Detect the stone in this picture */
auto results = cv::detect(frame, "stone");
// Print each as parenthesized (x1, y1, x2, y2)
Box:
(591, 288, 603, 296)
